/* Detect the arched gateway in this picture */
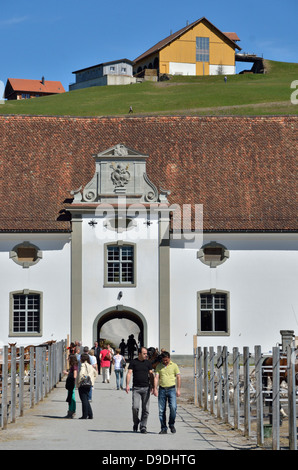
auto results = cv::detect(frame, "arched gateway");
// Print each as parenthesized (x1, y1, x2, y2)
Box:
(93, 306, 148, 348)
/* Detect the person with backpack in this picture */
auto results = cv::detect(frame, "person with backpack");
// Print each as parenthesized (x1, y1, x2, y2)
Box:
(77, 353, 97, 419)
(113, 348, 126, 390)
(100, 343, 112, 383)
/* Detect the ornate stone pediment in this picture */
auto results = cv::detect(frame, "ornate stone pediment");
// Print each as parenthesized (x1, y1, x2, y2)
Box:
(71, 144, 169, 204)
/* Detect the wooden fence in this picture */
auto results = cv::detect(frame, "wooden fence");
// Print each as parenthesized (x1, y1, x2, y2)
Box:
(193, 344, 297, 450)
(0, 340, 67, 430)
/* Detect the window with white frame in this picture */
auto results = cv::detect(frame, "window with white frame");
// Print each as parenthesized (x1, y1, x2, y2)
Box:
(105, 243, 136, 286)
(10, 291, 42, 335)
(198, 291, 229, 335)
(196, 37, 209, 62)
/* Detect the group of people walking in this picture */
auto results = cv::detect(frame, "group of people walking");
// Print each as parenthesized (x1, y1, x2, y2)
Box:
(126, 347, 181, 434)
(64, 341, 181, 434)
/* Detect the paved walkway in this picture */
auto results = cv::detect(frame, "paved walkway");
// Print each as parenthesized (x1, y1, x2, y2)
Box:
(0, 367, 260, 452)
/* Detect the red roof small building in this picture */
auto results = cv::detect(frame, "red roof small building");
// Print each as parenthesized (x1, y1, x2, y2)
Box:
(224, 32, 240, 42)
(4, 77, 65, 100)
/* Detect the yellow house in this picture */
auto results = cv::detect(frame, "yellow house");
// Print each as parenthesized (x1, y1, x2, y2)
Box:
(134, 17, 241, 76)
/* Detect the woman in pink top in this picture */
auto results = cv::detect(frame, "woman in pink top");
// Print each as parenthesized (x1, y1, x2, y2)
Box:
(100, 344, 112, 383)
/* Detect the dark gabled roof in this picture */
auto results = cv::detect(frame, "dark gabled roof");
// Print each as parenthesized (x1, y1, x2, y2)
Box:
(0, 115, 296, 233)
(72, 59, 134, 74)
(134, 17, 241, 63)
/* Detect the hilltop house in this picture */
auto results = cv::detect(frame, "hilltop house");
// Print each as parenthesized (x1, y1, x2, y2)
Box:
(0, 115, 297, 361)
(134, 17, 241, 76)
(4, 77, 65, 100)
(69, 59, 136, 91)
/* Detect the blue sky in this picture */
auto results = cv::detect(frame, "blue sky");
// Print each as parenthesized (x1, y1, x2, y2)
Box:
(0, 0, 297, 91)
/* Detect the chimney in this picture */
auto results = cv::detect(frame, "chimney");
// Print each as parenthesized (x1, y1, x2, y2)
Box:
(41, 76, 45, 85)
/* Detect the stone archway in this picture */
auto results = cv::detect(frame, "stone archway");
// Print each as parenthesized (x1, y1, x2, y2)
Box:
(93, 306, 147, 349)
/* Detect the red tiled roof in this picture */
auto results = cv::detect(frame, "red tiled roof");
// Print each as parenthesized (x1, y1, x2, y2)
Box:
(6, 78, 65, 95)
(0, 115, 296, 232)
(134, 17, 241, 63)
(224, 32, 240, 41)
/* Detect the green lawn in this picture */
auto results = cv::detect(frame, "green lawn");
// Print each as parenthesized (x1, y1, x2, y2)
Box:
(1, 60, 297, 116)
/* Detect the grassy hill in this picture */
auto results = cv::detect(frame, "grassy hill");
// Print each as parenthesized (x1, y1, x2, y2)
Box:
(1, 60, 297, 117)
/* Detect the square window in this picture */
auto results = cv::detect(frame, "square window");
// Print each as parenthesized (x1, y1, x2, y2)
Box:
(106, 244, 135, 285)
(199, 293, 228, 334)
(12, 293, 41, 334)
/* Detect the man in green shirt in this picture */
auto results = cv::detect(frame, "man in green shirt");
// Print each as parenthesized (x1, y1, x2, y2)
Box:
(153, 351, 181, 434)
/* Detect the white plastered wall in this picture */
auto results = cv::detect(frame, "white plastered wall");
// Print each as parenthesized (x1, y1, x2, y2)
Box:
(0, 234, 71, 346)
(169, 62, 196, 75)
(170, 233, 298, 356)
(209, 64, 235, 75)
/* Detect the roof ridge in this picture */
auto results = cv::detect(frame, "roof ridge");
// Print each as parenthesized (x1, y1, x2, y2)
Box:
(134, 16, 240, 62)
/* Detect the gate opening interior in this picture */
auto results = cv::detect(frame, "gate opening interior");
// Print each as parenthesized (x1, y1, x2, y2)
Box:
(97, 310, 144, 349)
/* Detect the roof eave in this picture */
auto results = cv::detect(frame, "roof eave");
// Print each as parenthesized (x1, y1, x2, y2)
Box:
(134, 16, 241, 62)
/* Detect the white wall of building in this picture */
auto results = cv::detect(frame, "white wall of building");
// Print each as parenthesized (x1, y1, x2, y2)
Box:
(1, 228, 297, 358)
(209, 64, 235, 75)
(170, 233, 298, 356)
(80, 213, 160, 349)
(168, 62, 235, 76)
(169, 62, 196, 75)
(0, 234, 71, 347)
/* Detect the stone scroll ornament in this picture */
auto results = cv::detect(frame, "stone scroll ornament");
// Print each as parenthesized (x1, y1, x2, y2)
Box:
(110, 162, 131, 188)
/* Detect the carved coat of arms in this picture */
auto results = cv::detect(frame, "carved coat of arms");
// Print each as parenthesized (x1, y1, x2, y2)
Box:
(110, 162, 131, 188)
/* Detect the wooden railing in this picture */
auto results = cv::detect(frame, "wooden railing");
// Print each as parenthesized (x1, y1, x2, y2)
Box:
(0, 340, 67, 429)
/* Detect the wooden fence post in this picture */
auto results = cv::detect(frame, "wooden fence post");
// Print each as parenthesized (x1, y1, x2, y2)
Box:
(53, 343, 57, 386)
(243, 346, 251, 437)
(217, 346, 223, 419)
(287, 346, 297, 450)
(254, 345, 264, 445)
(36, 347, 41, 403)
(11, 346, 16, 423)
(19, 346, 24, 417)
(48, 343, 53, 390)
(29, 347, 35, 408)
(42, 347, 47, 399)
(198, 347, 203, 408)
(233, 347, 240, 430)
(1, 346, 8, 429)
(223, 346, 229, 424)
(272, 346, 280, 450)
(204, 347, 209, 411)
(193, 336, 198, 406)
(209, 347, 215, 415)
